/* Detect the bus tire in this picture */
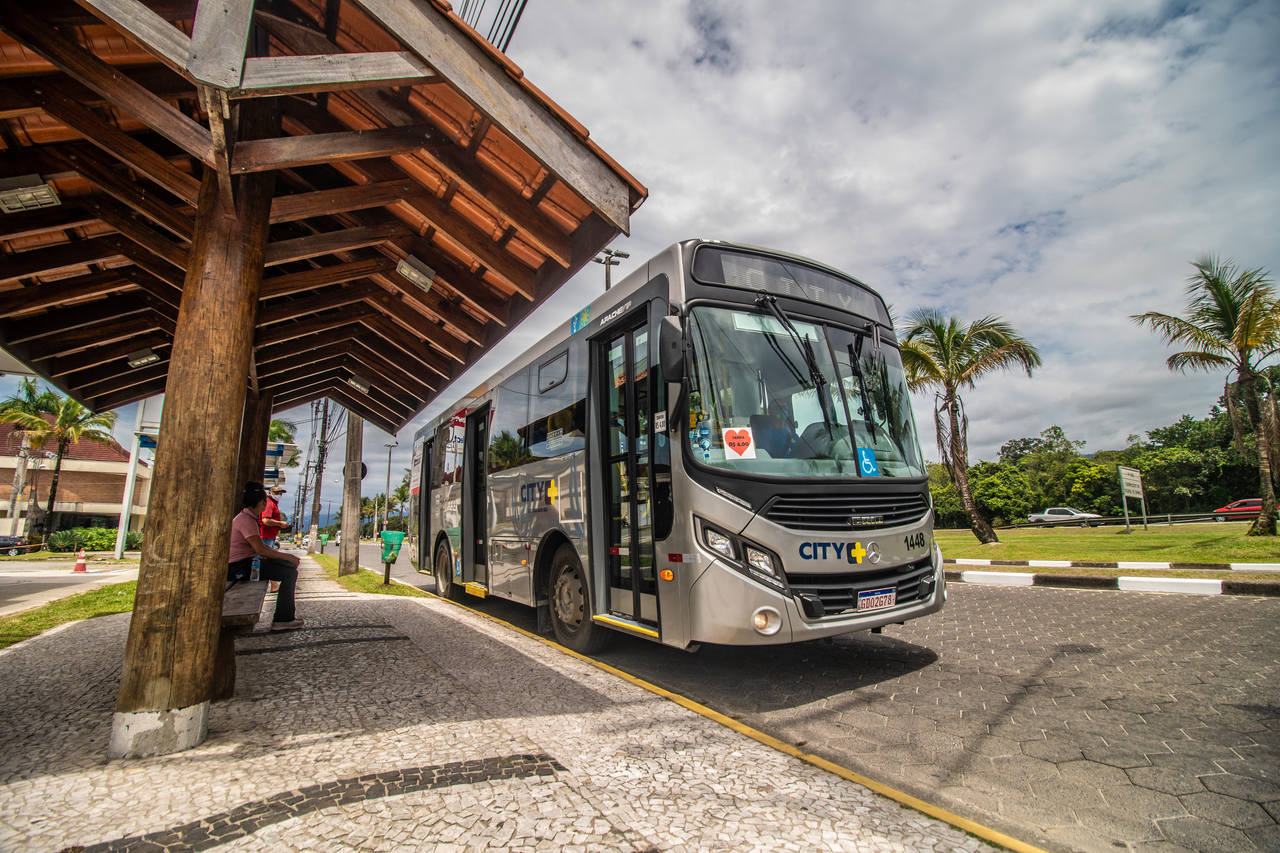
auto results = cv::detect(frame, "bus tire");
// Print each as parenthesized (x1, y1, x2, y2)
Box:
(434, 541, 460, 600)
(548, 544, 610, 654)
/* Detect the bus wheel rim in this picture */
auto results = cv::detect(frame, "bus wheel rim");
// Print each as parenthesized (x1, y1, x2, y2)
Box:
(554, 566, 584, 629)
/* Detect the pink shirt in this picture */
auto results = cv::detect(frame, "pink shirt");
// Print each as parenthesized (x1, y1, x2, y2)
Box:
(229, 508, 262, 563)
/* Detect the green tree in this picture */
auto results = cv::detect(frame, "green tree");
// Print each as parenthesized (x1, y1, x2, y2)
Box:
(900, 310, 1042, 543)
(267, 419, 300, 467)
(926, 462, 966, 528)
(1132, 255, 1280, 535)
(0, 392, 117, 539)
(968, 462, 1034, 527)
(0, 378, 57, 536)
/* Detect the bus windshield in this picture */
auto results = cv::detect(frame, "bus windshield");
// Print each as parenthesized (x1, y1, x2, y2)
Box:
(685, 306, 925, 478)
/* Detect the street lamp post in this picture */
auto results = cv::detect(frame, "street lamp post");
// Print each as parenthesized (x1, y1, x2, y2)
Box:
(382, 441, 397, 535)
(592, 248, 629, 290)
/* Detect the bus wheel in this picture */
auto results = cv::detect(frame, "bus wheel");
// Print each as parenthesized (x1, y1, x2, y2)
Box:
(434, 542, 460, 600)
(549, 545, 609, 654)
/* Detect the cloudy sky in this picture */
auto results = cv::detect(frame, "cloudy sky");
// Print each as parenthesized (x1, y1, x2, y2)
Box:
(7, 0, 1278, 512)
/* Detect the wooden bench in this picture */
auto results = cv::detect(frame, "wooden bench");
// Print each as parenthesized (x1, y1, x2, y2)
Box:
(213, 580, 268, 700)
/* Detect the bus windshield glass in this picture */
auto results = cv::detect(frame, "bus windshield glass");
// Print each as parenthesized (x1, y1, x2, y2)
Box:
(685, 306, 925, 478)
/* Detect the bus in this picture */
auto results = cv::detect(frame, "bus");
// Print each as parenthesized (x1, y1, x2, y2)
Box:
(408, 239, 944, 652)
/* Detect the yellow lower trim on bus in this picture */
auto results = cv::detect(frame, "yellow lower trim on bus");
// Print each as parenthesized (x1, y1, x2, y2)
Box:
(591, 614, 659, 638)
(464, 582, 488, 598)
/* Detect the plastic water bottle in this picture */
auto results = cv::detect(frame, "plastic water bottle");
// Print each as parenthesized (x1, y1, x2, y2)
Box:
(250, 555, 261, 582)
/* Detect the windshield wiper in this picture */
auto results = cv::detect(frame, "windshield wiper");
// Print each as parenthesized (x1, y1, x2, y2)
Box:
(848, 339, 878, 442)
(756, 293, 835, 436)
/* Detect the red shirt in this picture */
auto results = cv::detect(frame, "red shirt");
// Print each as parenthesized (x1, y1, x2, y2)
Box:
(259, 496, 281, 539)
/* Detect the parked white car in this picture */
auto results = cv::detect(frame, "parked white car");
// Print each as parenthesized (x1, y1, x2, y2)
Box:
(1027, 507, 1102, 526)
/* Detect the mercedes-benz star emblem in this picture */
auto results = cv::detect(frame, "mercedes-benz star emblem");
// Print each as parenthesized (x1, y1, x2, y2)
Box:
(865, 541, 881, 564)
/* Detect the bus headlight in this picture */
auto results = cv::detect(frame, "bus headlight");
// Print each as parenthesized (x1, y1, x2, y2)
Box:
(745, 546, 776, 578)
(696, 517, 786, 591)
(752, 606, 782, 635)
(704, 527, 737, 561)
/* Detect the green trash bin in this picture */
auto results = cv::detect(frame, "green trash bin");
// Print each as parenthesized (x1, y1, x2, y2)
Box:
(317, 533, 329, 554)
(380, 530, 406, 563)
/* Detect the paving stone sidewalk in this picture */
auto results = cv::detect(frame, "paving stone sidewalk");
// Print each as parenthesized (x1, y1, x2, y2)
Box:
(0, 558, 1002, 852)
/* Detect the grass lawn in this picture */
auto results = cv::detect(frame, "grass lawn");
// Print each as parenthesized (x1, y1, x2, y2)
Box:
(0, 581, 135, 651)
(312, 553, 430, 598)
(936, 522, 1279, 579)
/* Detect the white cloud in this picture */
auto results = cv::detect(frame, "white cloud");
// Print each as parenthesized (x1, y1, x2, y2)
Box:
(6, 0, 1276, 500)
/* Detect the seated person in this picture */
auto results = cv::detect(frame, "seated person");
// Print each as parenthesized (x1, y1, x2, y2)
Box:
(229, 481, 303, 631)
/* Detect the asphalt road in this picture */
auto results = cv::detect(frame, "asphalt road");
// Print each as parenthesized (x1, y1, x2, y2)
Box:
(0, 559, 139, 618)
(361, 542, 1280, 853)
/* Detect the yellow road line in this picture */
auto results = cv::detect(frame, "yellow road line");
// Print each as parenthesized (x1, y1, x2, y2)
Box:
(417, 585, 1047, 853)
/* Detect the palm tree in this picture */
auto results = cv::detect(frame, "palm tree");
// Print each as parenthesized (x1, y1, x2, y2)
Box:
(0, 393, 117, 539)
(1132, 255, 1279, 535)
(268, 418, 296, 443)
(0, 379, 57, 536)
(900, 310, 1042, 544)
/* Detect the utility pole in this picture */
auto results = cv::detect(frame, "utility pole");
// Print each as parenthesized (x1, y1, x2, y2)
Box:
(382, 441, 397, 535)
(592, 247, 629, 290)
(339, 415, 363, 575)
(307, 398, 329, 553)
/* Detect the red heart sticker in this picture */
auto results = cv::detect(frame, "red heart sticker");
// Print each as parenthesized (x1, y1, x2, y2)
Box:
(725, 429, 752, 456)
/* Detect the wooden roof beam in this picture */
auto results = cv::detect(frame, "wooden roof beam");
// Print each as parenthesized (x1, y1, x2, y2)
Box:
(4, 291, 155, 347)
(0, 269, 134, 317)
(50, 145, 194, 242)
(39, 330, 169, 378)
(260, 257, 395, 298)
(392, 236, 510, 327)
(0, 235, 127, 284)
(349, 336, 436, 399)
(254, 304, 377, 347)
(234, 52, 436, 99)
(231, 124, 438, 174)
(352, 0, 631, 234)
(23, 311, 171, 362)
(81, 196, 189, 269)
(358, 314, 452, 381)
(263, 221, 410, 266)
(255, 326, 362, 368)
(325, 383, 404, 433)
(0, 2, 213, 164)
(268, 180, 414, 225)
(58, 341, 170, 390)
(364, 285, 473, 356)
(0, 204, 98, 242)
(401, 189, 535, 300)
(88, 375, 169, 413)
(74, 358, 168, 400)
(256, 283, 375, 327)
(68, 0, 193, 75)
(258, 352, 345, 385)
(16, 78, 201, 204)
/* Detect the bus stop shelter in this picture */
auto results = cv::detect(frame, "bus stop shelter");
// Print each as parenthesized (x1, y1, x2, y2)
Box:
(0, 0, 644, 756)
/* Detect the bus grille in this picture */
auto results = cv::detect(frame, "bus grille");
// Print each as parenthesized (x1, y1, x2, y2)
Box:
(762, 492, 929, 530)
(787, 557, 935, 617)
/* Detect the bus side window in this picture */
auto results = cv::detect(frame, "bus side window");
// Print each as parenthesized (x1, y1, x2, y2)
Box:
(489, 369, 531, 473)
(528, 343, 587, 458)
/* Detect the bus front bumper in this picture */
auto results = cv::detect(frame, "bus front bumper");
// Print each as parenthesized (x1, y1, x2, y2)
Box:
(687, 553, 946, 646)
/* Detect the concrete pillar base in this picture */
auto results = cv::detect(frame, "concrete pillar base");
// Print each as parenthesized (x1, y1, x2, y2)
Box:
(108, 702, 209, 759)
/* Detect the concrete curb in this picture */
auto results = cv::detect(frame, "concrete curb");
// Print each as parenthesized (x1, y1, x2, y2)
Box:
(944, 567, 1280, 597)
(946, 557, 1280, 571)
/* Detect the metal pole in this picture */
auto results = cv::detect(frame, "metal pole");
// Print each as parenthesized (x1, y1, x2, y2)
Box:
(383, 441, 397, 536)
(113, 404, 145, 559)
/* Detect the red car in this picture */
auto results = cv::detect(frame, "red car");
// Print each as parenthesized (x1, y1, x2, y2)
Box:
(1212, 499, 1279, 521)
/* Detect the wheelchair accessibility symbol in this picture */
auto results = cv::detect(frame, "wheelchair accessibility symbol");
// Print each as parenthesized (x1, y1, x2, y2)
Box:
(857, 448, 880, 476)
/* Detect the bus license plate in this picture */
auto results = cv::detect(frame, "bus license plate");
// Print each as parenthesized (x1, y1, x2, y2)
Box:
(857, 586, 896, 612)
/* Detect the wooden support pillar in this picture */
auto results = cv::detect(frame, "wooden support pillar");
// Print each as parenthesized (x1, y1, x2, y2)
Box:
(339, 414, 363, 576)
(110, 125, 276, 758)
(236, 387, 274, 497)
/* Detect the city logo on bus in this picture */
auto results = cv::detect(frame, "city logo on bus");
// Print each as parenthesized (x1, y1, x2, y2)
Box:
(797, 541, 869, 564)
(520, 479, 558, 506)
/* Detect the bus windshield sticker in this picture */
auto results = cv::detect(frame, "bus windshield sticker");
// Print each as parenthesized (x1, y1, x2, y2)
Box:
(722, 427, 756, 459)
(857, 447, 880, 476)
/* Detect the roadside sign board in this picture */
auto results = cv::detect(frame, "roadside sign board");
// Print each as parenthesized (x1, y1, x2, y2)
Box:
(1118, 466, 1143, 498)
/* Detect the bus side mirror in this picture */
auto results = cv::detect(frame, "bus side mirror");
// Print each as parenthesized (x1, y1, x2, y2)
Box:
(659, 315, 684, 380)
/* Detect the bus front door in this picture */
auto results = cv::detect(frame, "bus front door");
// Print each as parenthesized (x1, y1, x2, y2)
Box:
(600, 323, 659, 627)
(462, 405, 489, 589)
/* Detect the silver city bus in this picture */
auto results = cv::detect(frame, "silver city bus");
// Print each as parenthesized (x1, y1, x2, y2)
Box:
(408, 239, 943, 652)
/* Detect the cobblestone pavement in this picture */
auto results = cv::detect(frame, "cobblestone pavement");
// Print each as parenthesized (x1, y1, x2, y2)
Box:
(592, 583, 1280, 853)
(0, 559, 1000, 852)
